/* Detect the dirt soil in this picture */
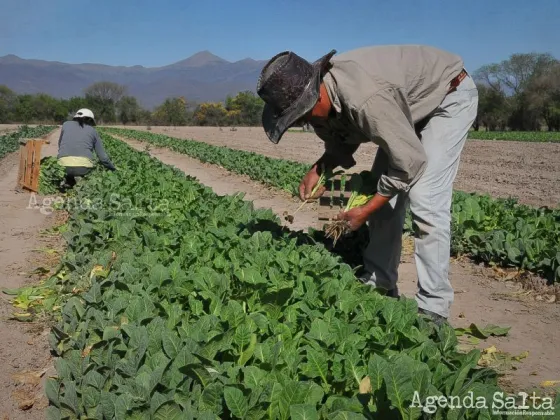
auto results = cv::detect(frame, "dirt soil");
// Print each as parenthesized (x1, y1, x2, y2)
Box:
(119, 135, 560, 394)
(0, 128, 62, 419)
(112, 126, 560, 209)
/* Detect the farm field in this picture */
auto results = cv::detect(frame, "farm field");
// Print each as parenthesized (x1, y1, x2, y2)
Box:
(103, 127, 560, 284)
(466, 131, 560, 142)
(0, 124, 559, 419)
(107, 126, 560, 209)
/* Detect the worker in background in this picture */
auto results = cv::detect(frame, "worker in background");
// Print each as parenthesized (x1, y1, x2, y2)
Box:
(256, 45, 479, 327)
(57, 108, 116, 187)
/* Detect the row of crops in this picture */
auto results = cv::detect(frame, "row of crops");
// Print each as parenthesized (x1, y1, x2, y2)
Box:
(288, 129, 560, 143)
(102, 128, 560, 284)
(39, 133, 539, 419)
(0, 124, 57, 159)
(466, 131, 560, 143)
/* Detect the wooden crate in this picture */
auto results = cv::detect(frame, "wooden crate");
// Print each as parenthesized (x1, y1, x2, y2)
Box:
(16, 138, 48, 193)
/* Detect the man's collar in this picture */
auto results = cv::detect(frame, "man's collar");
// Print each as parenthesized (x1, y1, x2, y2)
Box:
(322, 71, 342, 115)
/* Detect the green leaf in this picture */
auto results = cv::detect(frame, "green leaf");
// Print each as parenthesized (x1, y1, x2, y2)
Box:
(446, 349, 481, 396)
(103, 326, 121, 341)
(150, 392, 172, 415)
(236, 267, 268, 285)
(82, 370, 106, 390)
(234, 324, 253, 349)
(45, 406, 62, 420)
(344, 350, 366, 388)
(100, 391, 116, 419)
(437, 323, 458, 354)
(223, 300, 246, 329)
(277, 381, 305, 420)
(199, 383, 224, 412)
(290, 404, 319, 420)
(238, 333, 257, 366)
(162, 330, 182, 359)
(382, 356, 416, 418)
(54, 358, 72, 380)
(114, 393, 133, 420)
(82, 386, 101, 408)
(60, 381, 80, 416)
(454, 323, 511, 339)
(328, 411, 365, 420)
(248, 312, 269, 332)
(83, 282, 102, 304)
(45, 378, 60, 408)
(224, 387, 249, 419)
(301, 347, 329, 386)
(150, 264, 169, 286)
(198, 412, 222, 420)
(153, 402, 184, 420)
(306, 318, 333, 345)
(243, 366, 267, 390)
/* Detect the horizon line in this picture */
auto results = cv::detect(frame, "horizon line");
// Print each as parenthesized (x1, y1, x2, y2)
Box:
(0, 51, 269, 69)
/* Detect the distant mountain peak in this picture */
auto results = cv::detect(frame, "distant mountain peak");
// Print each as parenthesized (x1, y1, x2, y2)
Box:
(0, 54, 23, 63)
(169, 50, 229, 68)
(235, 57, 257, 64)
(0, 52, 266, 108)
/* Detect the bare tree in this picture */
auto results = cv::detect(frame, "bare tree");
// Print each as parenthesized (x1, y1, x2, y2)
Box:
(82, 81, 128, 124)
(84, 81, 127, 103)
(474, 53, 557, 95)
(500, 53, 557, 94)
(473, 64, 504, 93)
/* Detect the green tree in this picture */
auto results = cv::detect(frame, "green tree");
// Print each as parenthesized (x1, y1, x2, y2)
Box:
(526, 63, 560, 131)
(193, 102, 228, 126)
(14, 95, 37, 123)
(66, 96, 90, 118)
(225, 91, 264, 126)
(0, 85, 17, 123)
(31, 93, 70, 123)
(153, 97, 188, 125)
(474, 84, 508, 131)
(117, 96, 142, 125)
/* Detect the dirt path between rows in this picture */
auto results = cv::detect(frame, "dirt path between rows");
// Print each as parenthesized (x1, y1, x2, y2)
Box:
(112, 126, 560, 209)
(121, 137, 323, 232)
(119, 135, 560, 395)
(0, 128, 62, 419)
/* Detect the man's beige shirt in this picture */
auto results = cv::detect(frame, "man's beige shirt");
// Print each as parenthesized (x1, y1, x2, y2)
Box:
(313, 45, 464, 197)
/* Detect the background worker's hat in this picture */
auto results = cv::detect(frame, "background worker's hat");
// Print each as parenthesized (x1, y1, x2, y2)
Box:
(256, 49, 336, 143)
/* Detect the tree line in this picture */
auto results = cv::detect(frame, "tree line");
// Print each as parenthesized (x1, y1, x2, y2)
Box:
(0, 82, 265, 127)
(0, 52, 558, 131)
(473, 52, 559, 131)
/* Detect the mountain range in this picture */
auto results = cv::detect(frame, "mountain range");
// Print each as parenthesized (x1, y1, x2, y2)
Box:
(0, 51, 268, 109)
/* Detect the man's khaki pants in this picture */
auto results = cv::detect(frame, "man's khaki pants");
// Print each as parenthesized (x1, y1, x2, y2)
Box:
(361, 74, 479, 318)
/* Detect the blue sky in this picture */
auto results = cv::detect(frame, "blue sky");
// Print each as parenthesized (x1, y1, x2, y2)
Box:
(1, 0, 558, 72)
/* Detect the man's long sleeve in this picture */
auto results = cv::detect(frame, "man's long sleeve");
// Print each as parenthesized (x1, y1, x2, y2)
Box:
(352, 87, 427, 197)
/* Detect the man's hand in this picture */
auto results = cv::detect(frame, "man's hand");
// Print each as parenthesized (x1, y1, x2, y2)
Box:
(335, 193, 393, 231)
(299, 165, 327, 201)
(335, 206, 371, 231)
